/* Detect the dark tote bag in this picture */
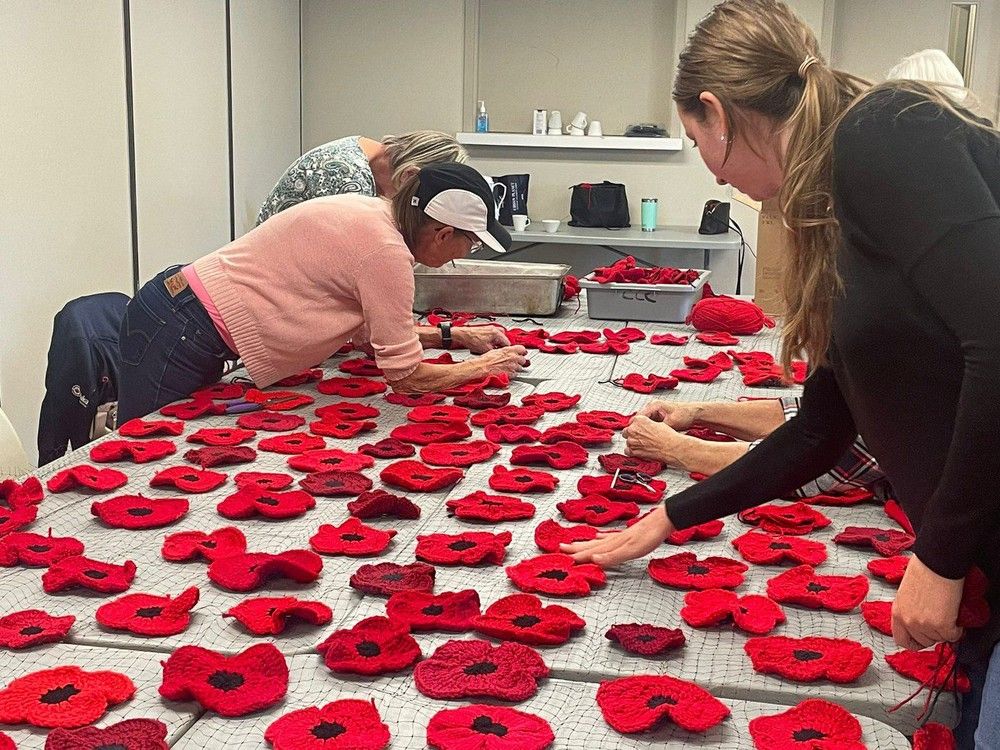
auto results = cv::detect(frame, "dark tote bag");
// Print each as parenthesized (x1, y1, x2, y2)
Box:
(568, 181, 631, 228)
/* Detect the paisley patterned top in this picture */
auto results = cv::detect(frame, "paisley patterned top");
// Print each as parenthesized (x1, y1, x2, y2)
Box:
(256, 136, 376, 225)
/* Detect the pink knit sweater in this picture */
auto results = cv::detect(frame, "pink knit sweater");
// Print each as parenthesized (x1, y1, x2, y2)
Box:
(191, 195, 423, 387)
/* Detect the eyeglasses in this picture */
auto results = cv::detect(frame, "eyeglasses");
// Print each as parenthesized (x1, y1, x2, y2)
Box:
(460, 230, 483, 253)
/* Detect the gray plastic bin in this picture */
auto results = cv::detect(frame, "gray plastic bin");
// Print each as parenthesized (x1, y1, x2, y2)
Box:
(579, 269, 711, 323)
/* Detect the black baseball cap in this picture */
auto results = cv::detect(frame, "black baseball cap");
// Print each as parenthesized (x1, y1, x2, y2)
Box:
(411, 162, 512, 253)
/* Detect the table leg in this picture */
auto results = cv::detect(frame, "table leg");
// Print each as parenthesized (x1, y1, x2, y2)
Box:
(703, 249, 710, 269)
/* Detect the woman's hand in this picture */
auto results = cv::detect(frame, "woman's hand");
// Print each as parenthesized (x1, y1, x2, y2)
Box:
(476, 345, 529, 376)
(561, 506, 674, 566)
(892, 555, 965, 650)
(638, 400, 702, 430)
(454, 325, 511, 353)
(622, 415, 685, 462)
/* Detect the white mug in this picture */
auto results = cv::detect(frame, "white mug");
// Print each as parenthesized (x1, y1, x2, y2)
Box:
(547, 110, 562, 132)
(566, 125, 585, 136)
(570, 111, 588, 129)
(587, 120, 603, 136)
(542, 219, 560, 233)
(512, 215, 531, 231)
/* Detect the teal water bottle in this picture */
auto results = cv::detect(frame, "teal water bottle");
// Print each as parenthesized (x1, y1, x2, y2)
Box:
(641, 197, 658, 231)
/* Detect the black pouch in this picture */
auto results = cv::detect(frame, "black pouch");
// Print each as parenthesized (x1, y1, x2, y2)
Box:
(568, 181, 630, 228)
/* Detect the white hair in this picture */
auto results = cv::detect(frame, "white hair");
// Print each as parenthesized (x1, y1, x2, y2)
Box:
(887, 49, 967, 104)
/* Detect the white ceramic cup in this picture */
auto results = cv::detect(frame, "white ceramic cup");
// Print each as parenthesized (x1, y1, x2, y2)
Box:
(512, 215, 531, 231)
(542, 219, 560, 233)
(587, 120, 603, 136)
(547, 110, 562, 132)
(570, 111, 588, 129)
(566, 125, 585, 136)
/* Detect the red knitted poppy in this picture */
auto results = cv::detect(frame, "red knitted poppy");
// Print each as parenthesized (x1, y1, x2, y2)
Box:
(117, 418, 184, 437)
(833, 526, 915, 557)
(423, 351, 462, 364)
(426, 705, 553, 750)
(884, 643, 970, 692)
(745, 635, 873, 683)
(258, 431, 326, 454)
(577, 474, 666, 503)
(0, 666, 134, 728)
(471, 405, 545, 427)
(414, 639, 549, 701)
(379, 460, 463, 492)
(680, 588, 785, 635)
(386, 589, 481, 633)
(867, 555, 909, 585)
(685, 425, 738, 442)
(557, 495, 639, 526)
(310, 518, 396, 556)
(160, 643, 288, 716)
(0, 530, 84, 568)
(243, 388, 315, 410)
(90, 439, 176, 463)
(617, 373, 680, 394)
(767, 565, 868, 613)
(0, 610, 75, 649)
(310, 419, 378, 439)
(696, 331, 741, 346)
(510, 441, 589, 470)
(317, 377, 387, 398)
(549, 330, 601, 344)
(236, 410, 306, 431)
(42, 555, 135, 594)
(183, 445, 257, 468)
(575, 411, 633, 432)
(860, 600, 893, 635)
(416, 531, 512, 566)
(391, 421, 473, 445)
(217, 486, 316, 520)
(359, 437, 417, 458)
(0, 476, 43, 509)
(604, 326, 646, 342)
(286, 448, 374, 474)
(299, 469, 373, 497)
(648, 552, 748, 590)
(650, 333, 689, 345)
(159, 398, 226, 419)
(536, 341, 579, 354)
(596, 674, 730, 734)
(192, 382, 246, 400)
(186, 427, 256, 446)
(46, 465, 128, 493)
(91, 495, 189, 529)
(224, 596, 332, 636)
(884, 500, 913, 532)
(506, 553, 606, 597)
(665, 519, 725, 545)
(207, 550, 323, 592)
(348, 489, 422, 519)
(453, 389, 513, 409)
(533, 519, 598, 553)
(446, 491, 536, 522)
(45, 718, 169, 750)
(739, 502, 831, 535)
(339, 357, 383, 376)
(748, 699, 866, 750)
(670, 363, 724, 383)
(490, 466, 559, 493)
(800, 486, 875, 506)
(161, 526, 247, 563)
(483, 424, 542, 444)
(273, 368, 323, 386)
(598, 452, 663, 475)
(317, 615, 421, 675)
(606, 623, 685, 656)
(421, 440, 502, 467)
(521, 392, 583, 412)
(385, 391, 448, 407)
(350, 561, 435, 597)
(265, 699, 391, 750)
(149, 466, 228, 493)
(95, 586, 199, 636)
(472, 593, 585, 646)
(407, 404, 471, 423)
(0, 504, 35, 536)
(592, 258, 702, 285)
(731, 531, 828, 566)
(912, 722, 957, 750)
(728, 350, 775, 366)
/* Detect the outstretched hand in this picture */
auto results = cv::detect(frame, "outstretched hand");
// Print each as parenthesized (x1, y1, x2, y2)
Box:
(561, 505, 674, 567)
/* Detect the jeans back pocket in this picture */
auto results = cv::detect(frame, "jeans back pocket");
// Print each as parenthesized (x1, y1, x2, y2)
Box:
(119, 293, 167, 367)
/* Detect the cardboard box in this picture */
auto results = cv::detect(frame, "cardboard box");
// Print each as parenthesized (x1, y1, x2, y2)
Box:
(754, 198, 792, 315)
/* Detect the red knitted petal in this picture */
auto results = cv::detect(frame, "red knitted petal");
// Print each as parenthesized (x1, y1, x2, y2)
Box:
(265, 699, 390, 750)
(236, 410, 306, 431)
(183, 445, 257, 469)
(489, 466, 558, 493)
(619, 373, 681, 392)
(731, 530, 828, 566)
(407, 404, 470, 423)
(317, 377, 387, 398)
(391, 422, 472, 445)
(521, 392, 582, 412)
(420, 440, 501, 467)
(548, 330, 600, 344)
(0, 666, 134, 728)
(159, 399, 226, 419)
(648, 552, 748, 591)
(149, 466, 227, 493)
(739, 502, 831, 535)
(884, 643, 970, 692)
(650, 333, 689, 345)
(317, 616, 421, 675)
(207, 550, 323, 592)
(800, 486, 875, 506)
(557, 495, 639, 526)
(577, 473, 665, 504)
(883, 498, 915, 534)
(483, 424, 542, 444)
(91, 495, 189, 529)
(596, 674, 729, 734)
(606, 623, 685, 656)
(310, 518, 396, 556)
(46, 465, 128, 493)
(117, 418, 184, 437)
(696, 331, 741, 346)
(385, 391, 448, 407)
(416, 531, 512, 566)
(446, 491, 536, 522)
(453, 389, 513, 409)
(867, 555, 909, 585)
(358, 438, 417, 459)
(670, 364, 724, 383)
(95, 586, 199, 636)
(598, 452, 663, 475)
(665, 519, 725, 545)
(744, 635, 873, 683)
(233, 471, 294, 490)
(224, 596, 332, 636)
(315, 402, 381, 422)
(339, 357, 384, 377)
(472, 593, 585, 646)
(310, 419, 378, 439)
(767, 565, 869, 613)
(576, 411, 634, 430)
(680, 589, 785, 635)
(426, 705, 553, 750)
(748, 699, 865, 750)
(604, 326, 646, 342)
(298, 469, 373, 497)
(45, 718, 169, 750)
(191, 382, 246, 400)
(685, 425, 738, 442)
(258, 431, 326, 454)
(860, 600, 893, 636)
(833, 526, 915, 557)
(912, 722, 957, 750)
(386, 589, 481, 633)
(380, 460, 464, 492)
(243, 389, 315, 410)
(0, 504, 36, 536)
(0, 531, 85, 568)
(506, 553, 606, 597)
(0, 477, 44, 509)
(161, 527, 247, 562)
(539, 423, 614, 446)
(348, 489, 422, 520)
(350, 561, 435, 597)
(414, 639, 548, 701)
(186, 427, 256, 446)
(90, 439, 176, 463)
(273, 368, 323, 387)
(217, 487, 316, 520)
(534, 519, 598, 553)
(510, 441, 589, 470)
(0, 610, 75, 649)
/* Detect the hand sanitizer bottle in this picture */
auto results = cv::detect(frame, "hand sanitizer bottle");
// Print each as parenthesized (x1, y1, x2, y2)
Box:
(476, 100, 489, 133)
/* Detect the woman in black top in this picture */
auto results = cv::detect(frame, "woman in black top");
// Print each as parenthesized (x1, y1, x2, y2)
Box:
(565, 1, 1000, 745)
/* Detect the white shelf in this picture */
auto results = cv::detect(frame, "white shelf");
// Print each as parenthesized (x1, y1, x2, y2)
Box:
(456, 132, 683, 151)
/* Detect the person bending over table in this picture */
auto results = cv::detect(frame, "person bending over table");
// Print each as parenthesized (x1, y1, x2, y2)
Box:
(563, 1, 1000, 746)
(117, 162, 527, 423)
(257, 130, 467, 225)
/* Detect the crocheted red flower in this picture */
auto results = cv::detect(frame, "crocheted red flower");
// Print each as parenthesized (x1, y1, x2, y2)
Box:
(650, 333, 689, 345)
(45, 718, 169, 750)
(618, 373, 680, 393)
(426, 705, 554, 750)
(833, 526, 915, 557)
(259, 431, 327, 454)
(149, 466, 228, 493)
(767, 565, 869, 613)
(860, 600, 892, 635)
(315, 402, 381, 422)
(91, 495, 189, 529)
(42, 556, 136, 594)
(606, 325, 648, 342)
(380, 460, 464, 492)
(318, 377, 387, 398)
(557, 495, 639, 526)
(46, 465, 128, 493)
(598, 452, 663, 475)
(596, 674, 730, 734)
(236, 410, 305, 431)
(95, 586, 199, 636)
(533, 519, 598, 553)
(483, 424, 542, 444)
(867, 555, 909, 585)
(421, 440, 502, 467)
(310, 518, 396, 556)
(186, 426, 256, 446)
(265, 699, 390, 750)
(117, 418, 184, 437)
(288, 448, 375, 474)
(0, 531, 84, 568)
(391, 422, 472, 445)
(0, 503, 36, 536)
(299, 469, 373, 497)
(310, 419, 378, 439)
(224, 596, 332, 635)
(731, 531, 828, 566)
(90, 439, 176, 463)
(539, 422, 614, 446)
(415, 639, 549, 701)
(472, 593, 584, 646)
(234, 470, 294, 490)
(685, 425, 737, 442)
(453, 388, 512, 409)
(244, 388, 315, 410)
(192, 382, 245, 400)
(217, 486, 315, 520)
(160, 643, 289, 716)
(510, 441, 588, 470)
(801, 486, 875, 506)
(161, 526, 246, 562)
(696, 331, 740, 346)
(489, 466, 558, 494)
(386, 589, 481, 632)
(549, 330, 600, 344)
(576, 411, 633, 431)
(385, 391, 448, 406)
(884, 643, 970, 692)
(470, 406, 545, 428)
(446, 491, 536, 522)
(317, 616, 421, 675)
(665, 519, 725, 545)
(207, 550, 323, 592)
(339, 357, 384, 376)
(348, 489, 421, 519)
(606, 623, 685, 656)
(359, 437, 417, 458)
(0, 610, 75, 649)
(273, 367, 323, 386)
(739, 502, 831, 535)
(748, 699, 865, 750)
(183, 445, 256, 468)
(680, 589, 785, 635)
(912, 722, 957, 750)
(577, 473, 666, 503)
(350, 561, 435, 597)
(648, 552, 748, 591)
(744, 635, 873, 683)
(521, 392, 582, 412)
(407, 404, 470, 423)
(0, 476, 43, 508)
(506, 553, 606, 597)
(159, 398, 227, 420)
(0, 665, 134, 728)
(416, 531, 512, 566)
(670, 363, 724, 383)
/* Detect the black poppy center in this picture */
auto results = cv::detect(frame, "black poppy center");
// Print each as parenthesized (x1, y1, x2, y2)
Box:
(875, 533, 889, 541)
(202, 540, 217, 549)
(464, 660, 498, 676)
(647, 694, 677, 708)
(472, 715, 508, 736)
(383, 572, 404, 581)
(84, 569, 108, 579)
(27, 544, 50, 553)
(321, 459, 343, 467)
(514, 476, 532, 483)
(449, 540, 477, 551)
(422, 605, 445, 616)
(311, 721, 347, 740)
(538, 569, 568, 581)
(356, 640, 381, 657)
(207, 670, 245, 691)
(95, 744, 127, 750)
(806, 582, 829, 593)
(586, 505, 607, 513)
(257, 496, 280, 506)
(342, 534, 366, 542)
(512, 615, 541, 628)
(635, 634, 657, 642)
(41, 683, 81, 704)
(20, 626, 44, 635)
(127, 507, 154, 516)
(136, 606, 163, 618)
(324, 479, 344, 489)
(687, 564, 711, 575)
(793, 649, 823, 662)
(412, 474, 432, 481)
(769, 542, 792, 550)
(453, 451, 469, 457)
(793, 728, 826, 741)
(182, 475, 200, 482)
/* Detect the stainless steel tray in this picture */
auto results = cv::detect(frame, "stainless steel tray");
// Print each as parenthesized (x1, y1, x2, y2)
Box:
(413, 259, 571, 316)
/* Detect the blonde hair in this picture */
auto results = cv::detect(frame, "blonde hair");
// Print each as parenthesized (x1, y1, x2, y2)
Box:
(381, 131, 468, 188)
(390, 173, 430, 250)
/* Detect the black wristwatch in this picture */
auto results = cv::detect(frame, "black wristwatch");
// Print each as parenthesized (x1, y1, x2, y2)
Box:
(438, 321, 453, 350)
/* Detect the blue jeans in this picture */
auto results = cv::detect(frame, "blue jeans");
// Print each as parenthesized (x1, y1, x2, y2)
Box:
(117, 266, 235, 423)
(955, 641, 1000, 749)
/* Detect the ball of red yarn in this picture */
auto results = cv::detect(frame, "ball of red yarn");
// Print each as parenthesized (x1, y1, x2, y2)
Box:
(686, 294, 775, 335)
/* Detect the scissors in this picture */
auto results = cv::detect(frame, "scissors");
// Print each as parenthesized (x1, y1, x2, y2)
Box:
(611, 468, 656, 492)
(218, 394, 301, 414)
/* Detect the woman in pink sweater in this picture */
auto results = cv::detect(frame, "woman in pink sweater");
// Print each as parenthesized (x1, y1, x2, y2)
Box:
(116, 163, 527, 422)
